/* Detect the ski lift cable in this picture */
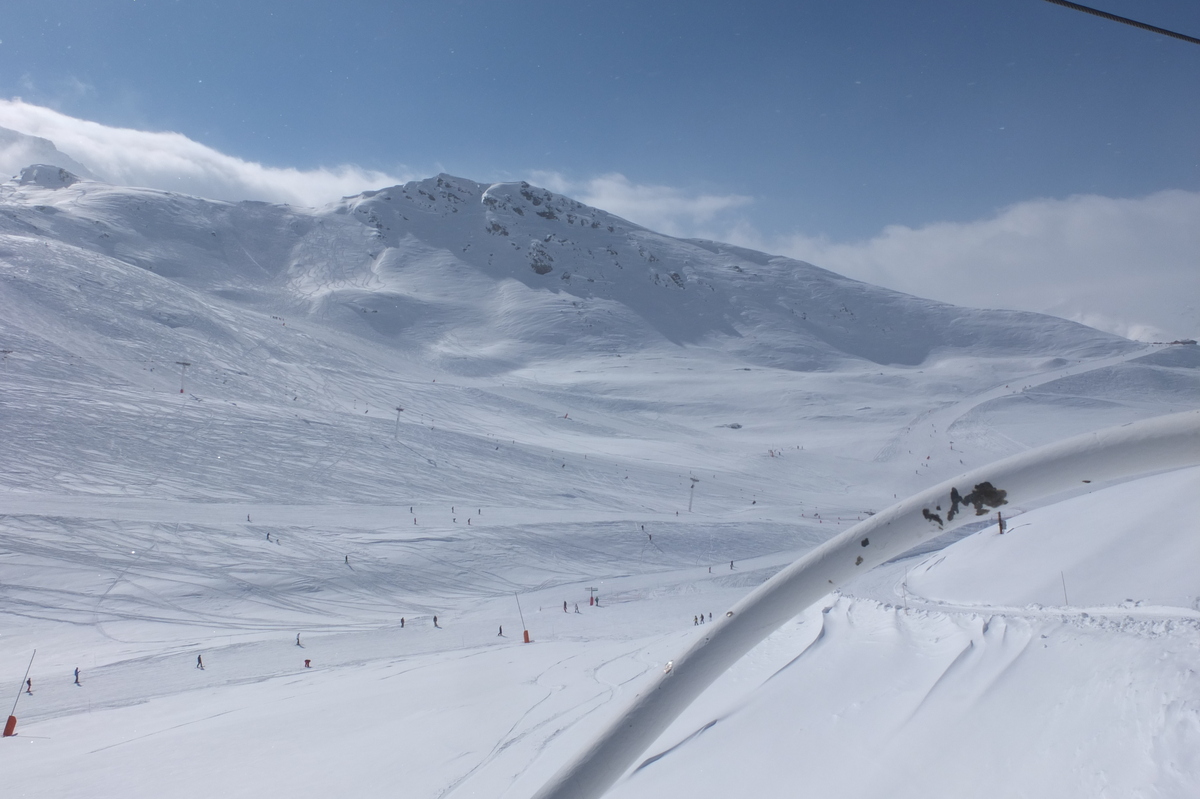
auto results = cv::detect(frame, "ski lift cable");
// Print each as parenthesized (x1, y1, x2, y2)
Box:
(1042, 0, 1200, 46)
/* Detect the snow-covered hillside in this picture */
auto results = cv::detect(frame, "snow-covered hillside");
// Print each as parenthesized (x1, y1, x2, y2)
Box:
(612, 464, 1200, 799)
(2, 165, 1198, 798)
(4, 169, 1132, 372)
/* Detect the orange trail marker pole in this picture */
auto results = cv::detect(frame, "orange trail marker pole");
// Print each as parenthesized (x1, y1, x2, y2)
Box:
(515, 593, 531, 643)
(5, 649, 35, 737)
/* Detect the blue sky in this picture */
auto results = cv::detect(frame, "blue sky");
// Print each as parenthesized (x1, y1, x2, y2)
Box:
(1, 1, 1197, 337)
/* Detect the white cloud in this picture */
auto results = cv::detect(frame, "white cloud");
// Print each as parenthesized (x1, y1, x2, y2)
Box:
(529, 171, 752, 237)
(724, 192, 1200, 342)
(0, 98, 411, 206)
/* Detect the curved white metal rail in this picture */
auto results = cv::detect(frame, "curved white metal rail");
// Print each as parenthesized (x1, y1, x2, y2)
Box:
(531, 409, 1200, 799)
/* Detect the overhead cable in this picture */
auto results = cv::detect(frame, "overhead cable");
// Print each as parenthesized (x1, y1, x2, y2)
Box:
(1043, 0, 1200, 46)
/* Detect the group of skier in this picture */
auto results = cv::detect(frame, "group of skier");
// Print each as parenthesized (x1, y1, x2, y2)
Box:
(25, 593, 620, 701)
(23, 669, 83, 692)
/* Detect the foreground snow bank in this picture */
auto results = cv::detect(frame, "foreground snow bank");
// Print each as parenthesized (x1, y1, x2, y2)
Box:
(533, 411, 1200, 799)
(608, 464, 1200, 799)
(614, 594, 1200, 799)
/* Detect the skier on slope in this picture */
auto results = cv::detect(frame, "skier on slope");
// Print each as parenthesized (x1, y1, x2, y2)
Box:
(74, 667, 80, 685)
(196, 655, 204, 670)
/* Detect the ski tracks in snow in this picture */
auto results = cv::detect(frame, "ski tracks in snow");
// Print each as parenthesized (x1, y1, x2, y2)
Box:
(875, 343, 1165, 468)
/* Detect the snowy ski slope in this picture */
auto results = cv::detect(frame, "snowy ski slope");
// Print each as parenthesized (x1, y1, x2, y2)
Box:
(2, 166, 1199, 798)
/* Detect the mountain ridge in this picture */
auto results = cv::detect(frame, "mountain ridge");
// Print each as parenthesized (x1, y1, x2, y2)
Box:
(0, 169, 1133, 380)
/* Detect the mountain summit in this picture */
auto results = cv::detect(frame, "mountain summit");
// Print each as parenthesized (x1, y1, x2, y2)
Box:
(0, 170, 1130, 380)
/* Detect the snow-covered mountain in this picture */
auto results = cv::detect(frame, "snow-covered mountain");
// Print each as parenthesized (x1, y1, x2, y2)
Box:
(2, 165, 1198, 798)
(3, 169, 1130, 372)
(1, 168, 1161, 506)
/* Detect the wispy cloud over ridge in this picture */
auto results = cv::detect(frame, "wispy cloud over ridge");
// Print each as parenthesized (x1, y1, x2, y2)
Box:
(530, 171, 752, 238)
(0, 99, 411, 206)
(728, 191, 1200, 342)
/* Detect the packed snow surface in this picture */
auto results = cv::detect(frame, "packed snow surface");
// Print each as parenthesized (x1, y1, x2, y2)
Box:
(1, 170, 1198, 798)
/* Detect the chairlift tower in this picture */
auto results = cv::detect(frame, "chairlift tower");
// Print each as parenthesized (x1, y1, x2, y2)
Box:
(688, 476, 700, 512)
(176, 361, 191, 394)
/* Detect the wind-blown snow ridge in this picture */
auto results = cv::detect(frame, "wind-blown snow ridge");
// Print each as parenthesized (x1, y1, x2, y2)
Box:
(0, 125, 97, 181)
